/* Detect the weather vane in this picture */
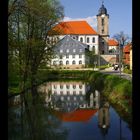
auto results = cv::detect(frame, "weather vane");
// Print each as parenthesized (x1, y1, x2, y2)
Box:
(101, 0, 104, 5)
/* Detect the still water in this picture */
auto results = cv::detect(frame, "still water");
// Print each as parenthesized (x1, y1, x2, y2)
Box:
(8, 81, 132, 140)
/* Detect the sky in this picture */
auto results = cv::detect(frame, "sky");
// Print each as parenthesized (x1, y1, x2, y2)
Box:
(59, 0, 132, 38)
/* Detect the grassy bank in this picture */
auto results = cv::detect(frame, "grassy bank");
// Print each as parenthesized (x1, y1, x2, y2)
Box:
(88, 71, 132, 115)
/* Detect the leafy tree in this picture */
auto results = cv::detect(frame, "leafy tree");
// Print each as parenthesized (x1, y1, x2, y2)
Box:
(8, 0, 64, 94)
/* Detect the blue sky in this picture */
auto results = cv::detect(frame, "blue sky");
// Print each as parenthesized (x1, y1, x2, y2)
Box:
(59, 0, 132, 38)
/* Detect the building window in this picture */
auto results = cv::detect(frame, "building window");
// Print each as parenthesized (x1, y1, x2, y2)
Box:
(92, 37, 95, 43)
(79, 85, 82, 89)
(60, 49, 63, 53)
(102, 29, 104, 34)
(60, 85, 63, 89)
(79, 91, 82, 95)
(73, 49, 76, 52)
(87, 37, 89, 43)
(80, 37, 83, 42)
(66, 60, 69, 65)
(61, 96, 64, 101)
(53, 85, 57, 89)
(53, 61, 56, 65)
(60, 91, 63, 95)
(60, 55, 63, 59)
(79, 54, 82, 58)
(66, 49, 69, 53)
(80, 96, 83, 101)
(79, 60, 82, 64)
(102, 18, 104, 26)
(80, 49, 82, 52)
(59, 61, 63, 65)
(67, 96, 70, 101)
(73, 85, 76, 89)
(73, 91, 76, 95)
(74, 96, 77, 101)
(72, 60, 76, 64)
(66, 85, 70, 89)
(66, 54, 69, 58)
(67, 91, 70, 95)
(72, 54, 75, 58)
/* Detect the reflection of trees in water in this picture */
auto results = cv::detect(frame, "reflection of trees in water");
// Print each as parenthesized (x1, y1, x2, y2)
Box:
(98, 98, 110, 138)
(8, 89, 68, 140)
(111, 102, 132, 130)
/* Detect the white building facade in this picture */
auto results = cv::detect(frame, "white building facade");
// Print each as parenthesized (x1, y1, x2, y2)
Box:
(51, 35, 89, 69)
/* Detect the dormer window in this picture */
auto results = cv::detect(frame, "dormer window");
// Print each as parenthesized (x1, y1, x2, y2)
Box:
(60, 49, 63, 53)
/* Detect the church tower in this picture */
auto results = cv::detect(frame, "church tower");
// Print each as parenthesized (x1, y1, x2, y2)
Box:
(97, 1, 109, 54)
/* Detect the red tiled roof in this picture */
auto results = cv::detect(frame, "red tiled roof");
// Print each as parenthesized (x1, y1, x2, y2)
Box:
(54, 109, 97, 122)
(50, 21, 98, 35)
(108, 39, 119, 46)
(123, 44, 131, 53)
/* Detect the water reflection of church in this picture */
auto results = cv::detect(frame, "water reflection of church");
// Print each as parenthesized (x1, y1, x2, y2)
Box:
(38, 81, 110, 130)
(38, 81, 100, 112)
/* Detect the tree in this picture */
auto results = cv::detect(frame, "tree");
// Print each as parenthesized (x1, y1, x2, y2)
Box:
(8, 0, 64, 94)
(113, 31, 130, 46)
(113, 31, 131, 71)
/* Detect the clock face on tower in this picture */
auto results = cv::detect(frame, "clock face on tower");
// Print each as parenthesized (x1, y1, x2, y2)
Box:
(101, 14, 105, 18)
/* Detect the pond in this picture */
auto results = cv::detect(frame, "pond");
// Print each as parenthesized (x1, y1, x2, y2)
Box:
(8, 80, 132, 140)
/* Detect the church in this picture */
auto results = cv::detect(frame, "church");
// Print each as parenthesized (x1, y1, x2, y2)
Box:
(48, 2, 119, 68)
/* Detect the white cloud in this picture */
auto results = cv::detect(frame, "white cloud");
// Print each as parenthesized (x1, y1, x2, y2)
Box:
(62, 16, 97, 29)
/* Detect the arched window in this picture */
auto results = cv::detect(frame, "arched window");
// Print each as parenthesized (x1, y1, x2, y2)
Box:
(79, 60, 82, 64)
(80, 37, 83, 42)
(92, 37, 95, 43)
(87, 37, 89, 43)
(59, 61, 63, 65)
(53, 61, 56, 65)
(73, 85, 76, 89)
(72, 60, 76, 64)
(60, 85, 63, 89)
(66, 61, 69, 65)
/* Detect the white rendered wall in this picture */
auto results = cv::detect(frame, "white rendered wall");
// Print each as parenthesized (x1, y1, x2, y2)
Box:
(51, 82, 86, 95)
(51, 54, 85, 66)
